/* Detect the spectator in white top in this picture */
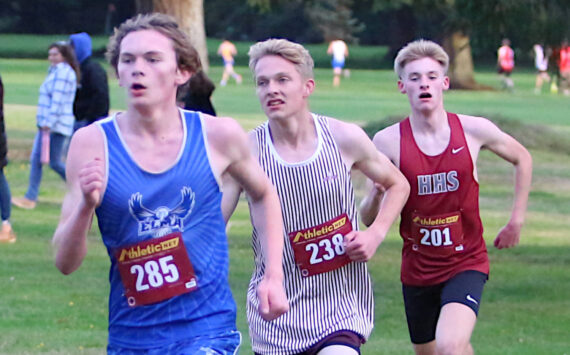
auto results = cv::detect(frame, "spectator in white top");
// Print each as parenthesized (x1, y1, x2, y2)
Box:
(327, 39, 349, 87)
(12, 41, 80, 210)
(533, 43, 551, 94)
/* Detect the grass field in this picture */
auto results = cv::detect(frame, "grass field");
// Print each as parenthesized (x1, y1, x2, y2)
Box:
(0, 35, 390, 70)
(1, 52, 569, 355)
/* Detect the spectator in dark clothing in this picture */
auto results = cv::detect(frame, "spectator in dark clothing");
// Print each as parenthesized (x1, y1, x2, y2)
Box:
(177, 70, 217, 116)
(0, 74, 16, 243)
(69, 32, 110, 131)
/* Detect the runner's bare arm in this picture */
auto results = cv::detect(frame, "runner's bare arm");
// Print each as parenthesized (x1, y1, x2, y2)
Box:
(207, 118, 288, 320)
(462, 115, 532, 249)
(360, 124, 401, 227)
(220, 132, 261, 224)
(360, 179, 386, 227)
(332, 120, 409, 261)
(52, 126, 105, 274)
(220, 173, 242, 224)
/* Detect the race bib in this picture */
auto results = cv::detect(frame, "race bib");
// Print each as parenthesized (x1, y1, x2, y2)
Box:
(410, 211, 464, 257)
(115, 232, 198, 307)
(288, 214, 352, 277)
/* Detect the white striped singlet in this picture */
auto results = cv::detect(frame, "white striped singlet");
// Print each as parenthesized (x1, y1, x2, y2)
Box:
(247, 114, 374, 354)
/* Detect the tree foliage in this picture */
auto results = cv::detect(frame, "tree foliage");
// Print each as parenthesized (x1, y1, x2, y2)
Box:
(304, 0, 364, 43)
(1, 0, 568, 69)
(370, 0, 570, 60)
(247, 0, 364, 44)
(205, 0, 320, 43)
(0, 0, 134, 34)
(366, 0, 570, 89)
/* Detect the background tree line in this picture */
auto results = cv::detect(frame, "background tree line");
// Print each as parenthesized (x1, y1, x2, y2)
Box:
(1, 0, 568, 70)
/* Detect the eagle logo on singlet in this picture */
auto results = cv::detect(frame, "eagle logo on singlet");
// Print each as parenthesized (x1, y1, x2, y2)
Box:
(128, 187, 195, 238)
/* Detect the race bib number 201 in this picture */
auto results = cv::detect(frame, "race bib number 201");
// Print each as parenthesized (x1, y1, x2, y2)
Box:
(115, 232, 198, 307)
(410, 211, 464, 257)
(289, 214, 353, 277)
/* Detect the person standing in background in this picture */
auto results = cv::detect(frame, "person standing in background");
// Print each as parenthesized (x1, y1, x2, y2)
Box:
(497, 38, 515, 92)
(12, 41, 79, 210)
(548, 44, 561, 94)
(327, 39, 349, 87)
(217, 39, 243, 86)
(69, 32, 110, 131)
(0, 74, 16, 243)
(533, 43, 551, 94)
(558, 39, 570, 96)
(104, 3, 118, 35)
(177, 70, 216, 116)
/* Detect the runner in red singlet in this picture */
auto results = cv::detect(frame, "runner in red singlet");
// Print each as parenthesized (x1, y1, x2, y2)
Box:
(360, 39, 532, 355)
(558, 39, 570, 96)
(497, 38, 515, 91)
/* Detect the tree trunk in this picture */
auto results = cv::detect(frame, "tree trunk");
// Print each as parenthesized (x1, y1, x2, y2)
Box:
(153, 0, 209, 72)
(442, 31, 493, 90)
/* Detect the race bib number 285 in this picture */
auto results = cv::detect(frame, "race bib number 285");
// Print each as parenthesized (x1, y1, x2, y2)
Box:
(289, 214, 353, 277)
(115, 232, 198, 307)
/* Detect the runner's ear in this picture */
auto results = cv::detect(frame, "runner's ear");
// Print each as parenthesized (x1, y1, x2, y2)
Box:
(303, 78, 315, 98)
(443, 76, 450, 91)
(176, 68, 192, 86)
(398, 80, 406, 94)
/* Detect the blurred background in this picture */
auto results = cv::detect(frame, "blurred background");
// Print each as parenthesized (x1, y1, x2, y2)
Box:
(1, 0, 569, 70)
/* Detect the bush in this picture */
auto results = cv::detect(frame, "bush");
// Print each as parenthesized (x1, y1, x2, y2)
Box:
(362, 114, 570, 155)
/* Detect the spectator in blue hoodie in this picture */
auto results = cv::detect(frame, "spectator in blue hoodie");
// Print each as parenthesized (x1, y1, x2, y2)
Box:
(69, 32, 110, 131)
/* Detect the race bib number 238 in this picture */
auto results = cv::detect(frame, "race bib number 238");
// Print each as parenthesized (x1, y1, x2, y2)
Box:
(289, 214, 353, 277)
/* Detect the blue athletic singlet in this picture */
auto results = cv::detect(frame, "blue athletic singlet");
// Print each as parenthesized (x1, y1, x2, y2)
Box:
(95, 110, 236, 349)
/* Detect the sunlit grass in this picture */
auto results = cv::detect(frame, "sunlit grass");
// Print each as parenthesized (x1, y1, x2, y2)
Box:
(1, 53, 569, 354)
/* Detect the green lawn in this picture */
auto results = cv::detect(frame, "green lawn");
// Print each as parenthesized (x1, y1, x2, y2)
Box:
(0, 34, 389, 70)
(1, 55, 569, 354)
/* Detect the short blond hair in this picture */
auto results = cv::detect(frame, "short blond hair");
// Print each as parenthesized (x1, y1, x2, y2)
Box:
(394, 39, 449, 78)
(248, 39, 314, 79)
(106, 13, 201, 75)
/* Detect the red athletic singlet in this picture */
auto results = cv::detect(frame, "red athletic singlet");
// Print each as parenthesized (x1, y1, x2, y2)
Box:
(399, 112, 489, 286)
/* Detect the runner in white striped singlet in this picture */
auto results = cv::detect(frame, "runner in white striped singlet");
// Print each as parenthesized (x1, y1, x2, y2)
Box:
(222, 39, 410, 355)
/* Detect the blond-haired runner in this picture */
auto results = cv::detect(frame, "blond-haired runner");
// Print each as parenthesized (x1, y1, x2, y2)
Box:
(222, 38, 409, 354)
(361, 39, 532, 355)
